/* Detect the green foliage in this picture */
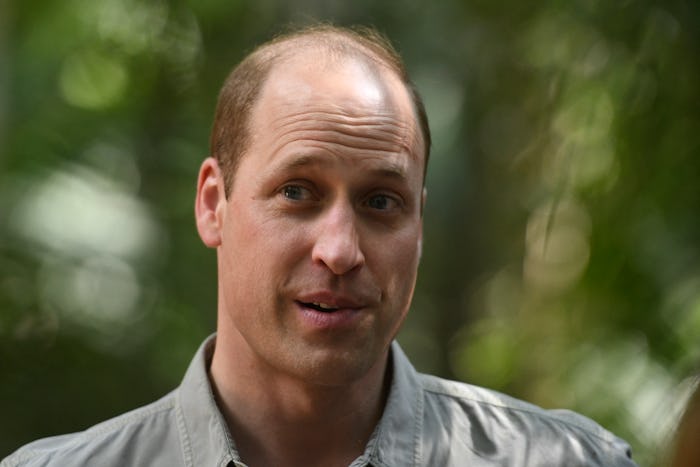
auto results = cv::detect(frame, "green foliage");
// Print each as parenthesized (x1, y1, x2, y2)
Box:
(1, 0, 699, 464)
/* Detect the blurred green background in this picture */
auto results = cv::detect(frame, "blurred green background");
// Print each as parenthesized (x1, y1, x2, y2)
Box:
(1, 0, 699, 465)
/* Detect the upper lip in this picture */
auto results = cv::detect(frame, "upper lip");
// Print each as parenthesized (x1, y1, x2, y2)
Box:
(296, 291, 366, 309)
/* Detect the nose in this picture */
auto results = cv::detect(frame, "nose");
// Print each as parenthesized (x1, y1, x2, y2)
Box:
(311, 203, 365, 275)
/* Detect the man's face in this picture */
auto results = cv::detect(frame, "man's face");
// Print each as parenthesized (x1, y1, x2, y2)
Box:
(213, 54, 425, 386)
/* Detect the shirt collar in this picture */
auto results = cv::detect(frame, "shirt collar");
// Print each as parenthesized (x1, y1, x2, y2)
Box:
(176, 336, 422, 467)
(177, 334, 241, 467)
(362, 341, 423, 467)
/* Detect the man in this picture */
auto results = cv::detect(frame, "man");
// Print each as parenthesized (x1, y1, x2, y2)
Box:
(2, 25, 636, 466)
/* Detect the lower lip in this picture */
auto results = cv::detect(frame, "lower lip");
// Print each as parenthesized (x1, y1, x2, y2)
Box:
(295, 302, 364, 330)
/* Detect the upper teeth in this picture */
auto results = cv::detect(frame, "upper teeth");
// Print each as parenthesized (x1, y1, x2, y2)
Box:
(313, 302, 335, 309)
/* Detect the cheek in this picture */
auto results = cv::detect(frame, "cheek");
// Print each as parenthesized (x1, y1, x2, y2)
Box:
(371, 228, 421, 299)
(223, 206, 311, 280)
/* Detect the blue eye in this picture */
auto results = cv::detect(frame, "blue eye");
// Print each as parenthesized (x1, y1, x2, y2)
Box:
(281, 185, 311, 201)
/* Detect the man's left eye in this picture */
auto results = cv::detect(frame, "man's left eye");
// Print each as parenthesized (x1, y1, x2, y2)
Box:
(281, 185, 311, 201)
(367, 194, 398, 211)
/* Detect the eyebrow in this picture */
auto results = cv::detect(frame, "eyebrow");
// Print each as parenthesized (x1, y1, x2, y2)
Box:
(276, 154, 329, 172)
(273, 154, 409, 181)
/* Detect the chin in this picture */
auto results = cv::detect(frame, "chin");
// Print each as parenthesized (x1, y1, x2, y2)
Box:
(286, 343, 388, 387)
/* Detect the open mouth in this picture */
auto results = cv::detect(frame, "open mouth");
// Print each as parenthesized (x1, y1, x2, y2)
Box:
(299, 301, 340, 313)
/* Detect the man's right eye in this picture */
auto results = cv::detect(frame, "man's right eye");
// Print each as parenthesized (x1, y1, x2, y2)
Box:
(281, 185, 311, 201)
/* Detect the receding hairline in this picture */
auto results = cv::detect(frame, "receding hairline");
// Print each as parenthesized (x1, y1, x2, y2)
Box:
(249, 29, 426, 160)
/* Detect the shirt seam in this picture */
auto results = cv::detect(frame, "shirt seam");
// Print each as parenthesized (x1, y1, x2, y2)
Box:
(175, 388, 194, 467)
(412, 384, 424, 467)
(421, 382, 622, 449)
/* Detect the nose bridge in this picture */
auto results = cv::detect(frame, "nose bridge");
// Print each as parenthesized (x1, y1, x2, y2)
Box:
(312, 197, 364, 275)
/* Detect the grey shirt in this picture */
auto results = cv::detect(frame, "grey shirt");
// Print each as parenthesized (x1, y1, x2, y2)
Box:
(2, 336, 637, 466)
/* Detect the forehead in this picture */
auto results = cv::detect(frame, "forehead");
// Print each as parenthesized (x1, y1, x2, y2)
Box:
(248, 51, 423, 160)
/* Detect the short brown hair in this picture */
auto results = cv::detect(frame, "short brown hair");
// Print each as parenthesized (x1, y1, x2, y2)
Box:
(209, 24, 432, 196)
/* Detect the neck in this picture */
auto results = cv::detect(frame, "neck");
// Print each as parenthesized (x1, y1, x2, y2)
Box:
(209, 328, 391, 467)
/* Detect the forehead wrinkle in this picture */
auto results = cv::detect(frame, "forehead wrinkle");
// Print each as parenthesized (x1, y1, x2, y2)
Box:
(268, 109, 420, 158)
(269, 129, 415, 163)
(273, 108, 413, 137)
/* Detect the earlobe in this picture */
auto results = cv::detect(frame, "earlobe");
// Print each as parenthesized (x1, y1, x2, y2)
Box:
(195, 157, 226, 248)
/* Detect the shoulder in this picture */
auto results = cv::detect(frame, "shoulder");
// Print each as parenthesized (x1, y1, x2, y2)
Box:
(1, 391, 181, 467)
(416, 373, 636, 466)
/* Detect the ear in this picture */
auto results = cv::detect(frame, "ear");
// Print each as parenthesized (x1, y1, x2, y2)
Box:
(195, 157, 226, 248)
